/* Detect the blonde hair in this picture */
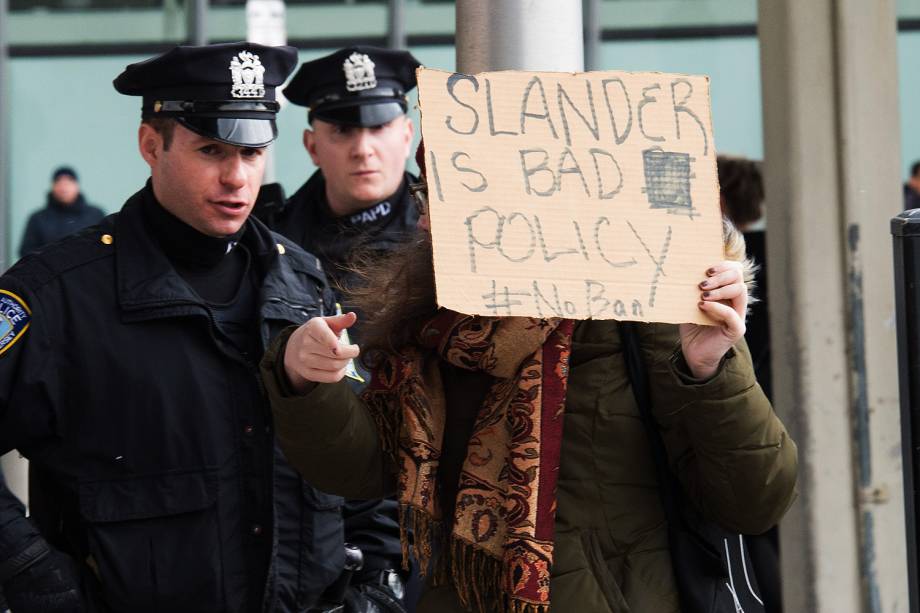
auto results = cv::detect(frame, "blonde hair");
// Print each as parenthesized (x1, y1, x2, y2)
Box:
(723, 217, 758, 307)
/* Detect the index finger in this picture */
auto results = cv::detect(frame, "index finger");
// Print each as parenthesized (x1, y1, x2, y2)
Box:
(306, 318, 344, 356)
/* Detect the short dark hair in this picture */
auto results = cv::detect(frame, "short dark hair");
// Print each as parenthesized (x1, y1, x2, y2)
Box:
(911, 160, 920, 178)
(142, 117, 176, 150)
(717, 155, 764, 229)
(51, 166, 78, 182)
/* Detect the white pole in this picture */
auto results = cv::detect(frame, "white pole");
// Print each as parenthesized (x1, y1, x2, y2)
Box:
(246, 0, 288, 184)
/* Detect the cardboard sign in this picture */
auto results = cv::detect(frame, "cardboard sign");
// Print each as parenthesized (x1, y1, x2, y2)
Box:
(416, 67, 723, 324)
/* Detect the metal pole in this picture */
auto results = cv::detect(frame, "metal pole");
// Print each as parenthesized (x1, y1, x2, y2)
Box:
(583, 0, 601, 71)
(187, 0, 208, 46)
(455, 0, 584, 74)
(894, 209, 920, 613)
(388, 0, 407, 50)
(0, 0, 8, 271)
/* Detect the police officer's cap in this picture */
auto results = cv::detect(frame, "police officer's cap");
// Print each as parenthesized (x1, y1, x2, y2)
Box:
(284, 46, 421, 127)
(114, 42, 298, 148)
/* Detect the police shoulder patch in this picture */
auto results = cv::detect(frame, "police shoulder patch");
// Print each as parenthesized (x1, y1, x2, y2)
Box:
(0, 290, 31, 356)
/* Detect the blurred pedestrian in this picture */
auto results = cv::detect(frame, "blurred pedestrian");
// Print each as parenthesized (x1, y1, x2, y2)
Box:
(905, 160, 920, 210)
(718, 154, 783, 613)
(19, 166, 105, 257)
(717, 154, 769, 397)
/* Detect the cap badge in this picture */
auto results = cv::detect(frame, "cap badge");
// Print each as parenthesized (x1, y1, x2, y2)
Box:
(343, 52, 377, 92)
(229, 51, 266, 99)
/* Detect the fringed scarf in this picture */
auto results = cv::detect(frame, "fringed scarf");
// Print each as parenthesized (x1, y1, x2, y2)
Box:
(363, 310, 575, 613)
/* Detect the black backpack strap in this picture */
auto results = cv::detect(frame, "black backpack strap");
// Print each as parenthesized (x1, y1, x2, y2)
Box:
(619, 322, 739, 613)
(618, 321, 683, 523)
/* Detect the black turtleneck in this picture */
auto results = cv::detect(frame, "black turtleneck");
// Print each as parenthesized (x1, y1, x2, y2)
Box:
(140, 186, 249, 305)
(140, 185, 263, 362)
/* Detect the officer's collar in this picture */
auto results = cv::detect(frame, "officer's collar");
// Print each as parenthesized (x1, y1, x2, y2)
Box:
(321, 176, 409, 230)
(115, 184, 288, 312)
(140, 182, 245, 270)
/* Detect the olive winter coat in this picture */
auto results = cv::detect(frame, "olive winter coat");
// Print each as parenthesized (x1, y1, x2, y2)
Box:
(262, 319, 797, 613)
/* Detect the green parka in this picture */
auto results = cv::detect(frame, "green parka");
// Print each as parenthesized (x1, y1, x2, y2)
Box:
(261, 320, 797, 613)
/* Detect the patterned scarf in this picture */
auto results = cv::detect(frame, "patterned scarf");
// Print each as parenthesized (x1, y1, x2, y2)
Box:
(363, 311, 574, 613)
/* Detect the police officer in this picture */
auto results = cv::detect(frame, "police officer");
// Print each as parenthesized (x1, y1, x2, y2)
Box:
(0, 42, 402, 613)
(255, 46, 423, 612)
(260, 46, 421, 324)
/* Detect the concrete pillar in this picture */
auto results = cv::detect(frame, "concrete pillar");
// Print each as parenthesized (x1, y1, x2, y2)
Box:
(759, 1, 907, 611)
(455, 0, 584, 74)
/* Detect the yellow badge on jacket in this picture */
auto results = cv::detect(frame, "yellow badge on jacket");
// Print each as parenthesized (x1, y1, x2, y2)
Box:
(0, 290, 31, 356)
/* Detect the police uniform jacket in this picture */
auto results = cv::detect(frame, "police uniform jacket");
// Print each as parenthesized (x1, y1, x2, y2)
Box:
(0, 184, 356, 613)
(260, 170, 418, 583)
(266, 170, 419, 309)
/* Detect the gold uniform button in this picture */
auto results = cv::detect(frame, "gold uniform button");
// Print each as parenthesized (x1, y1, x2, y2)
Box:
(100, 234, 114, 245)
(276, 244, 286, 255)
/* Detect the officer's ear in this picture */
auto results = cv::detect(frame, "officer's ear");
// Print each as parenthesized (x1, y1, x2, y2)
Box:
(402, 116, 415, 155)
(303, 129, 320, 165)
(138, 123, 164, 167)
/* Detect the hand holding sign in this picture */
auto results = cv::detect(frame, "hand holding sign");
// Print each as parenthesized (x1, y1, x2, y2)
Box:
(283, 312, 360, 391)
(681, 260, 748, 378)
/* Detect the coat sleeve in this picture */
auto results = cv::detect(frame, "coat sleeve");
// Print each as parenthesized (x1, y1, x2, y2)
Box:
(638, 323, 798, 535)
(0, 275, 58, 577)
(341, 498, 403, 577)
(261, 327, 396, 500)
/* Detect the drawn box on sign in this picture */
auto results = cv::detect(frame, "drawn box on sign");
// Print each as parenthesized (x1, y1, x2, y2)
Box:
(642, 148, 696, 217)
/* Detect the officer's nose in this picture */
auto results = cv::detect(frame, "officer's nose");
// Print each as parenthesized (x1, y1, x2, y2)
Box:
(221, 156, 248, 190)
(350, 128, 374, 159)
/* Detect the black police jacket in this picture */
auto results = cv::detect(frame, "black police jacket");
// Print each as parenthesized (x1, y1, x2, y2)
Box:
(0, 186, 379, 613)
(262, 170, 419, 310)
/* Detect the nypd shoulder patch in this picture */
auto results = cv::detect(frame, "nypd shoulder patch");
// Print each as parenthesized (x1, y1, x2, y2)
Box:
(0, 290, 31, 356)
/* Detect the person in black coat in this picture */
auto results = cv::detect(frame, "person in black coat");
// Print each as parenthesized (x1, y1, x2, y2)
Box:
(717, 154, 782, 613)
(255, 46, 424, 611)
(258, 47, 421, 335)
(905, 160, 920, 211)
(19, 167, 105, 258)
(0, 42, 404, 613)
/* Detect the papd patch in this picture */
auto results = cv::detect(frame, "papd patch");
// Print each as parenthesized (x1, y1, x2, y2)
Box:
(0, 290, 31, 355)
